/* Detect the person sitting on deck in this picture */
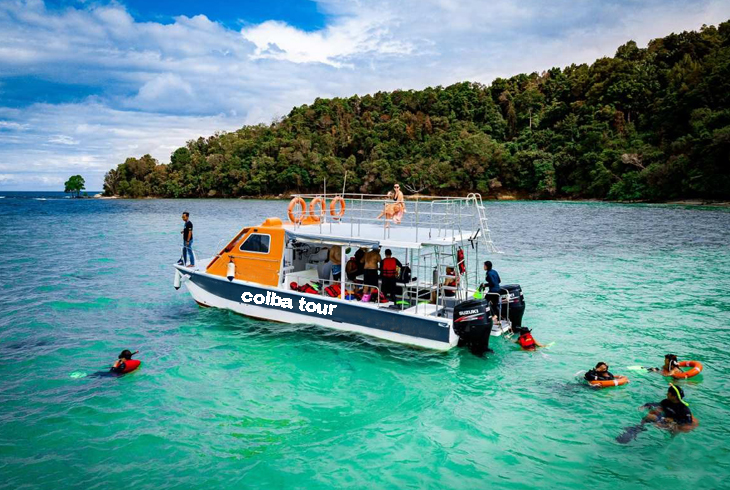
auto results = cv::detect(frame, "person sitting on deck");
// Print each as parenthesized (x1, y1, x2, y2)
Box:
(360, 247, 382, 302)
(380, 249, 402, 302)
(376, 192, 399, 226)
(584, 362, 615, 381)
(443, 266, 458, 297)
(392, 184, 406, 224)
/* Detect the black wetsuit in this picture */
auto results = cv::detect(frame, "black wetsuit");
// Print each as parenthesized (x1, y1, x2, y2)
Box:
(659, 399, 693, 425)
(584, 369, 615, 382)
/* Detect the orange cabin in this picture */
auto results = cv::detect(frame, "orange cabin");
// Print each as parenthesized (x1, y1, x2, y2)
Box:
(206, 218, 285, 286)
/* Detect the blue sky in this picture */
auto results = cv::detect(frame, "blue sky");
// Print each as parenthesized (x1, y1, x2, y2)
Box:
(1, 0, 729, 191)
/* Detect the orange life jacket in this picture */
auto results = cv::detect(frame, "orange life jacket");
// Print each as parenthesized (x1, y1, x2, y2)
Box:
(382, 257, 398, 278)
(518, 333, 536, 349)
(325, 283, 341, 297)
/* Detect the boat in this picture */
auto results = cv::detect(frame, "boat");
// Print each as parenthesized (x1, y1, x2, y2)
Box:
(173, 192, 525, 352)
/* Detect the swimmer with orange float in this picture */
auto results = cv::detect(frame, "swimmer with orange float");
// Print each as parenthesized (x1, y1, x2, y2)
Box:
(629, 353, 704, 379)
(616, 383, 698, 443)
(110, 349, 141, 374)
(514, 327, 545, 350)
(584, 362, 629, 388)
(69, 349, 141, 378)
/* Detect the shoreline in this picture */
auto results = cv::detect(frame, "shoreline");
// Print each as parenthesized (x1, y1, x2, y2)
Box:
(92, 194, 730, 207)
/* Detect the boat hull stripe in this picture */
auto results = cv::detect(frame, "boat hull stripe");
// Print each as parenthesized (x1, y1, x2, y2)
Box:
(188, 272, 450, 342)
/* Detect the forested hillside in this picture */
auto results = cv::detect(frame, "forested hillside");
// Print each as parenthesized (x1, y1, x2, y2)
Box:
(104, 21, 730, 200)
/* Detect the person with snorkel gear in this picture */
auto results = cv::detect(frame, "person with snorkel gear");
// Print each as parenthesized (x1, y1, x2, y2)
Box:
(646, 354, 683, 376)
(584, 362, 614, 381)
(617, 383, 696, 443)
(641, 383, 694, 428)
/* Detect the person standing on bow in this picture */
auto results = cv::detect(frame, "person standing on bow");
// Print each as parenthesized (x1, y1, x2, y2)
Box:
(180, 211, 195, 267)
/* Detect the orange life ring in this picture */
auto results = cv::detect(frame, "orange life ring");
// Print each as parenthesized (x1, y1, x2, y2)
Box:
(329, 196, 346, 220)
(309, 197, 325, 223)
(287, 197, 306, 223)
(672, 361, 703, 379)
(589, 375, 629, 388)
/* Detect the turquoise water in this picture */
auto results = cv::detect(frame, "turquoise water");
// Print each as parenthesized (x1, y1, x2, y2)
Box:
(1, 193, 729, 489)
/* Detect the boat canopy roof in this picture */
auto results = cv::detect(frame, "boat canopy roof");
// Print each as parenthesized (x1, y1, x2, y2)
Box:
(284, 222, 475, 250)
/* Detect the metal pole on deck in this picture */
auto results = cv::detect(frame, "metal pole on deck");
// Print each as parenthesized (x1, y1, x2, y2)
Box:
(341, 242, 346, 300)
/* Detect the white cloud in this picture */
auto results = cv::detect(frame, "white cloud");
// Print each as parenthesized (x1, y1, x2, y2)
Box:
(0, 0, 729, 189)
(48, 134, 79, 145)
(242, 15, 414, 67)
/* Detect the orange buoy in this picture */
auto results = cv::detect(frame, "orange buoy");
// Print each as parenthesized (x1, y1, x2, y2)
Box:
(329, 196, 346, 220)
(309, 197, 325, 223)
(287, 197, 306, 223)
(672, 361, 703, 379)
(589, 375, 629, 388)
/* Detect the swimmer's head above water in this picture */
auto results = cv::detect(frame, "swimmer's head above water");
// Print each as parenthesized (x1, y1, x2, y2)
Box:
(664, 354, 679, 370)
(118, 349, 134, 360)
(595, 362, 609, 373)
(668, 383, 689, 406)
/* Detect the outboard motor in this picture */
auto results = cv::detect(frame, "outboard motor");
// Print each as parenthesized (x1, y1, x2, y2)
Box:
(500, 284, 525, 328)
(453, 299, 493, 356)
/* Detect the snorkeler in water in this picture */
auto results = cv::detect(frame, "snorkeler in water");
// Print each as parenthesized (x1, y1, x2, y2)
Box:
(514, 327, 544, 350)
(110, 349, 138, 374)
(584, 362, 615, 381)
(644, 354, 684, 376)
(616, 383, 696, 443)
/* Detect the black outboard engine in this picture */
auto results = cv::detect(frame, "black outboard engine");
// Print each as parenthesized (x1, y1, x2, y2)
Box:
(453, 299, 493, 356)
(500, 284, 525, 328)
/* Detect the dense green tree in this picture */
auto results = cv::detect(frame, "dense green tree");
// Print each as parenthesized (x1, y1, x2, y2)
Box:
(104, 21, 730, 201)
(64, 175, 85, 198)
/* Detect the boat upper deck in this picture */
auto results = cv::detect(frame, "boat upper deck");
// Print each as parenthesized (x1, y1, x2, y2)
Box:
(284, 192, 498, 252)
(285, 222, 474, 249)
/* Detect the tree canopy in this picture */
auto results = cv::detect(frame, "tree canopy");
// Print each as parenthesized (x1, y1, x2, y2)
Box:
(64, 175, 86, 198)
(104, 21, 730, 201)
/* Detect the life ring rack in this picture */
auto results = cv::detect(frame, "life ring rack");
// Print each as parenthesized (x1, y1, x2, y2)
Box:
(287, 196, 347, 223)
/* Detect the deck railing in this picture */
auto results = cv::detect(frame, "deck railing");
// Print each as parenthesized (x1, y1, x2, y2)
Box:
(288, 192, 496, 251)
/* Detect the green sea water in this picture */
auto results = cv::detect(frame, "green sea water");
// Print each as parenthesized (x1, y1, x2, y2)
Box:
(1, 193, 729, 489)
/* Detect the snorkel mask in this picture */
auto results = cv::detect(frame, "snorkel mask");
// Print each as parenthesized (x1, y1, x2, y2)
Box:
(669, 383, 689, 407)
